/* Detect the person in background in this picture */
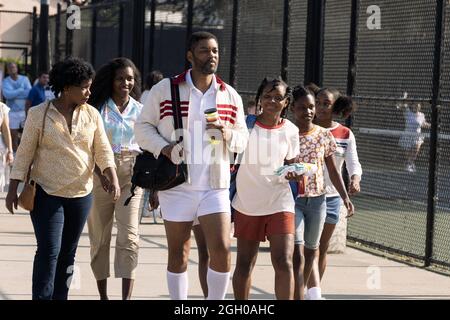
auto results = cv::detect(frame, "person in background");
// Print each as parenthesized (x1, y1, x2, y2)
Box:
(305, 82, 321, 96)
(87, 57, 144, 300)
(1, 62, 31, 152)
(140, 70, 163, 105)
(246, 100, 257, 116)
(25, 72, 53, 115)
(5, 57, 119, 300)
(397, 92, 430, 173)
(0, 102, 14, 191)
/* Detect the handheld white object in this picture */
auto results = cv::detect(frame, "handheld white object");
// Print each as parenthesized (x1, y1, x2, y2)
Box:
(274, 163, 318, 177)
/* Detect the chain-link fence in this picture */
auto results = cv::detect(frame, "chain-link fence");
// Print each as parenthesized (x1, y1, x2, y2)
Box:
(44, 0, 450, 271)
(433, 0, 450, 268)
(234, 0, 284, 103)
(322, 0, 352, 93)
(346, 0, 434, 261)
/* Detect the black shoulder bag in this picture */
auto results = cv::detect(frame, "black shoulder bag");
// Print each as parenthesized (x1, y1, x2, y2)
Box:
(124, 78, 187, 206)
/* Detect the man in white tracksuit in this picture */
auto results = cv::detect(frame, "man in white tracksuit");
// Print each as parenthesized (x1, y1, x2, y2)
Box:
(135, 31, 248, 300)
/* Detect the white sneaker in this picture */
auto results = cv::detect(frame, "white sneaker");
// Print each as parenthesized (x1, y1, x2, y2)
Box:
(142, 209, 152, 218)
(304, 288, 309, 300)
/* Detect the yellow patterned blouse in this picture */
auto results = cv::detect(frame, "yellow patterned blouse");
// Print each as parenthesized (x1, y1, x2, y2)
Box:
(10, 101, 116, 198)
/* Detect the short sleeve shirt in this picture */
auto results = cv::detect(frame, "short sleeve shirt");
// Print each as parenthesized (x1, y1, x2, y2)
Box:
(297, 125, 336, 197)
(232, 119, 300, 216)
(27, 84, 46, 107)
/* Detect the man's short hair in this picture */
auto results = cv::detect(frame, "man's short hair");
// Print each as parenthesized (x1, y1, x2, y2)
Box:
(187, 31, 218, 52)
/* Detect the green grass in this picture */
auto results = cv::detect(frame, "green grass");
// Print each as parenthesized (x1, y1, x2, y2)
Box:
(348, 193, 450, 266)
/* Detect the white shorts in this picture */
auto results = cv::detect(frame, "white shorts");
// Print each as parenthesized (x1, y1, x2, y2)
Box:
(158, 183, 230, 222)
(9, 111, 26, 130)
(399, 134, 423, 150)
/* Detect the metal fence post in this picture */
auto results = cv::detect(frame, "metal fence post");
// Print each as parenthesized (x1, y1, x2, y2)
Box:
(425, 0, 445, 267)
(65, 10, 73, 57)
(147, 0, 156, 73)
(91, 6, 97, 68)
(281, 0, 290, 81)
(54, 3, 61, 64)
(304, 0, 325, 86)
(346, 0, 360, 128)
(132, 0, 146, 75)
(31, 6, 38, 79)
(229, 0, 239, 87)
(185, 0, 194, 70)
(38, 0, 49, 74)
(24, 47, 29, 76)
(118, 2, 124, 57)
(346, 0, 359, 98)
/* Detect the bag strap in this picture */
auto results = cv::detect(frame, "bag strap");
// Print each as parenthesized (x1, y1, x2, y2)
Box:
(170, 77, 183, 143)
(125, 80, 183, 206)
(25, 101, 51, 183)
(39, 100, 51, 144)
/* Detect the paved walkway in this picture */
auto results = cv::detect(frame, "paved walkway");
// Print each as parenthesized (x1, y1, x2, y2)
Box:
(1, 194, 449, 300)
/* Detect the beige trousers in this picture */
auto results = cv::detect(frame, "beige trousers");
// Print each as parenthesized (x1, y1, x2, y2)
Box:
(88, 154, 144, 280)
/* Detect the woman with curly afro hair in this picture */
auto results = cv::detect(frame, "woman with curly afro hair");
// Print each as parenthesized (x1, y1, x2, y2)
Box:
(5, 57, 119, 300)
(87, 57, 144, 300)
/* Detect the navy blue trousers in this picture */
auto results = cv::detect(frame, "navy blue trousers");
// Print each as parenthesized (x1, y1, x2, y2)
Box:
(30, 185, 92, 300)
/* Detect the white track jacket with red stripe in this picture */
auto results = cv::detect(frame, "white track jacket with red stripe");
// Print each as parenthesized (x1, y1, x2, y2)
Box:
(135, 70, 248, 189)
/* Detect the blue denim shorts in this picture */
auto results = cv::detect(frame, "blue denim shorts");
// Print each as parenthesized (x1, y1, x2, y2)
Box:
(294, 194, 326, 249)
(325, 196, 343, 225)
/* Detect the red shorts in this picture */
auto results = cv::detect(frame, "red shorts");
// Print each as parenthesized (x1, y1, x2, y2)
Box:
(233, 210, 295, 242)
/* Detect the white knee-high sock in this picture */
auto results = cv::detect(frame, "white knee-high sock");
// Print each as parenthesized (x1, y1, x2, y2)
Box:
(308, 286, 322, 300)
(167, 270, 188, 300)
(206, 267, 230, 300)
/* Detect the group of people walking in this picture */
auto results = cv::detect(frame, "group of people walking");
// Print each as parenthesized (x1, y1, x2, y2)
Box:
(3, 31, 361, 300)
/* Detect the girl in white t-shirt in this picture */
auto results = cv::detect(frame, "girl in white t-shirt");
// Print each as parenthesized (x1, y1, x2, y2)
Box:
(232, 77, 302, 300)
(0, 102, 14, 191)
